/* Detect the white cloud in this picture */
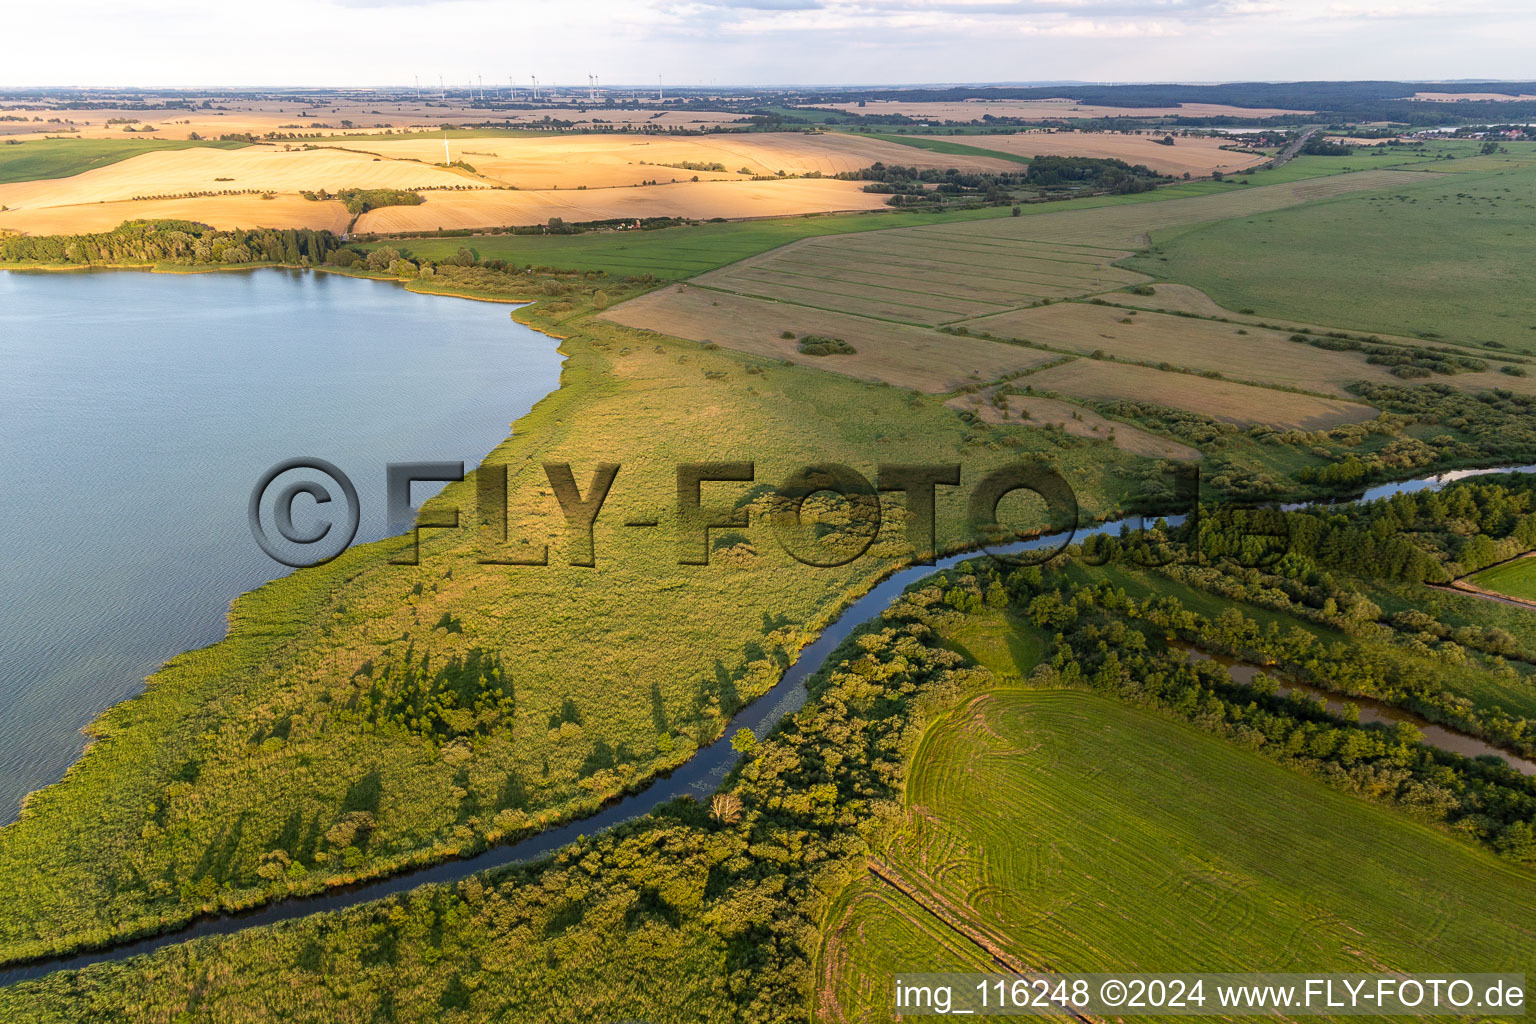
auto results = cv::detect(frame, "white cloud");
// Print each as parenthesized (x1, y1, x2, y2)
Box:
(1, 0, 1532, 86)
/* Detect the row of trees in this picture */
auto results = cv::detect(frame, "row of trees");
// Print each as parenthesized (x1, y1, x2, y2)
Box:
(0, 219, 343, 267)
(955, 555, 1536, 860)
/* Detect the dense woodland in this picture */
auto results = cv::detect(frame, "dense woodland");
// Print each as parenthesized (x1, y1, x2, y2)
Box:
(0, 219, 341, 266)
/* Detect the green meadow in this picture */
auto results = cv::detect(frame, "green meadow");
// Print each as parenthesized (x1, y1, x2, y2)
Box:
(1470, 556, 1536, 602)
(860, 131, 1034, 164)
(822, 682, 1536, 1022)
(1122, 146, 1536, 352)
(0, 137, 248, 184)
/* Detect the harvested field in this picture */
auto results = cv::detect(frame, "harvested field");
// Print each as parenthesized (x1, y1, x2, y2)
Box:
(1021, 358, 1379, 430)
(0, 194, 351, 235)
(690, 231, 1147, 326)
(949, 389, 1201, 460)
(678, 170, 1441, 331)
(0, 145, 469, 227)
(958, 301, 1397, 395)
(353, 178, 887, 232)
(1071, 286, 1536, 397)
(603, 285, 1057, 392)
(959, 130, 1268, 177)
(347, 132, 1017, 190)
(0, 102, 748, 142)
(805, 99, 1311, 121)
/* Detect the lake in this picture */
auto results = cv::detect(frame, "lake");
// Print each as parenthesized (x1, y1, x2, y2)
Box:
(0, 268, 561, 822)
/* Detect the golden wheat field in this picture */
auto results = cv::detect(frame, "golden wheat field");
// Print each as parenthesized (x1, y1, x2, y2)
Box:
(960, 130, 1268, 177)
(0, 132, 985, 234)
(0, 145, 471, 209)
(0, 100, 749, 141)
(1020, 358, 1379, 429)
(804, 99, 1312, 121)
(0, 194, 352, 235)
(352, 177, 887, 232)
(601, 284, 1059, 392)
(957, 301, 1399, 395)
(348, 132, 1018, 190)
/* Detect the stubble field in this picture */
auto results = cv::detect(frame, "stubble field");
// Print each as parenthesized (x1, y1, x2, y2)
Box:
(1017, 357, 1379, 429)
(957, 300, 1400, 395)
(958, 130, 1268, 177)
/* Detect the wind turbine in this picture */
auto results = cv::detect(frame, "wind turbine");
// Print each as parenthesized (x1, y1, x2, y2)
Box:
(443, 132, 451, 165)
(530, 75, 539, 100)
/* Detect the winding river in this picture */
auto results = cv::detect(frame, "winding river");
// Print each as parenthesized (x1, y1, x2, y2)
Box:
(1, 268, 1534, 986)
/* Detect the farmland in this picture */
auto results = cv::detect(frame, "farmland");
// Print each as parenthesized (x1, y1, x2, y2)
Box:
(819, 686, 1536, 1022)
(352, 178, 887, 233)
(606, 167, 1449, 404)
(1017, 358, 1379, 429)
(342, 132, 1018, 190)
(0, 278, 1156, 965)
(0, 99, 750, 143)
(603, 285, 1059, 392)
(380, 204, 1016, 279)
(1468, 556, 1536, 603)
(0, 137, 249, 184)
(957, 301, 1399, 395)
(948, 389, 1202, 460)
(7, 76, 1536, 1022)
(1122, 147, 1536, 353)
(685, 231, 1146, 325)
(803, 98, 1313, 121)
(956, 129, 1269, 177)
(0, 130, 1014, 237)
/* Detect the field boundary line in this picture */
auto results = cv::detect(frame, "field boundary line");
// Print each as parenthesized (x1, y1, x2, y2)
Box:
(865, 856, 1103, 1024)
(684, 282, 943, 327)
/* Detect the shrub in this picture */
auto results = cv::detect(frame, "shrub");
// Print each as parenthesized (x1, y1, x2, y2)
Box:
(796, 335, 856, 356)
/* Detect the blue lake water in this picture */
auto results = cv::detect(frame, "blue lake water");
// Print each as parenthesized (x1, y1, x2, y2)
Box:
(0, 268, 561, 822)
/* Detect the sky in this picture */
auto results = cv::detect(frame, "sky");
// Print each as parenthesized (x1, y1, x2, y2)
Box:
(4, 0, 1534, 89)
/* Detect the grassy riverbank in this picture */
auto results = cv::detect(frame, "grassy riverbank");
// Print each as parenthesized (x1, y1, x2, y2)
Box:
(0, 261, 1154, 965)
(4, 149, 1536, 971)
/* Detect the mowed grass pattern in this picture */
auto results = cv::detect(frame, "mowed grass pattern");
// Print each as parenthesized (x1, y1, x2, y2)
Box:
(693, 230, 1146, 325)
(820, 688, 1536, 1022)
(619, 168, 1446, 385)
(1469, 556, 1536, 602)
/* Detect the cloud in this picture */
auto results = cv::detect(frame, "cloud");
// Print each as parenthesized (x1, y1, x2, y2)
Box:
(694, 0, 824, 8)
(327, 0, 464, 7)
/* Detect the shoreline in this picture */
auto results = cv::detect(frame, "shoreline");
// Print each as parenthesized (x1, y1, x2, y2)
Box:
(0, 265, 568, 831)
(3, 253, 1535, 973)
